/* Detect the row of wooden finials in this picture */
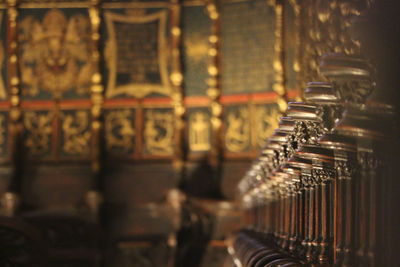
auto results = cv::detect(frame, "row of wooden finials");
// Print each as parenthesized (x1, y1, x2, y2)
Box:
(229, 53, 396, 267)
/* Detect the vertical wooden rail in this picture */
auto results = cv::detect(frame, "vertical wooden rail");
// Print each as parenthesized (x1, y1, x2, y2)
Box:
(1, 0, 21, 217)
(87, 0, 104, 223)
(170, 0, 185, 180)
(205, 0, 222, 172)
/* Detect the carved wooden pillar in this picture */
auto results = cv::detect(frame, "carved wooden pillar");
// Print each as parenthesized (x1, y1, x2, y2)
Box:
(170, 0, 185, 180)
(1, 0, 21, 217)
(87, 0, 104, 222)
(205, 0, 222, 171)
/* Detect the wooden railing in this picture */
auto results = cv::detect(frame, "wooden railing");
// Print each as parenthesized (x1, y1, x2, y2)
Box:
(232, 53, 397, 266)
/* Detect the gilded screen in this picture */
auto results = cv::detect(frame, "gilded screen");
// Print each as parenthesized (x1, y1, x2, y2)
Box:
(221, 0, 275, 95)
(18, 9, 92, 100)
(104, 9, 170, 99)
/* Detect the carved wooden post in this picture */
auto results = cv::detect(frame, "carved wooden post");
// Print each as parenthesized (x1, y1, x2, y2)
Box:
(87, 0, 104, 223)
(170, 0, 185, 182)
(205, 0, 222, 172)
(1, 0, 21, 217)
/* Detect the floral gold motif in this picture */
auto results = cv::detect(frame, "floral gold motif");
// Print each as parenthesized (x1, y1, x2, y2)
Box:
(105, 109, 135, 153)
(19, 9, 92, 99)
(23, 111, 53, 155)
(254, 106, 279, 147)
(61, 110, 90, 155)
(144, 109, 173, 155)
(225, 107, 250, 153)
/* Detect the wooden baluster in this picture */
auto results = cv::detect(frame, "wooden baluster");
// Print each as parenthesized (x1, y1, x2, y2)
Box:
(356, 151, 369, 266)
(301, 184, 309, 260)
(319, 175, 333, 264)
(367, 156, 378, 266)
(313, 179, 321, 263)
(289, 188, 297, 253)
(343, 174, 354, 266)
(306, 181, 315, 263)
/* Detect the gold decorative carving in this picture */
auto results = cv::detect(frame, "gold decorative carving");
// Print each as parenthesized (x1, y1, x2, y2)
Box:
(0, 113, 5, 154)
(104, 10, 170, 98)
(23, 111, 53, 155)
(270, 0, 288, 113)
(19, 9, 92, 99)
(189, 111, 210, 151)
(225, 107, 250, 153)
(300, 0, 367, 83)
(254, 106, 279, 147)
(61, 110, 90, 155)
(105, 109, 135, 152)
(170, 0, 185, 171)
(89, 0, 103, 176)
(144, 109, 173, 155)
(205, 0, 223, 165)
(0, 12, 5, 100)
(185, 33, 208, 62)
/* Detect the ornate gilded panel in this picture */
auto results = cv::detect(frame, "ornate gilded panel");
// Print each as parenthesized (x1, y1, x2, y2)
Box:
(18, 8, 91, 100)
(0, 111, 7, 157)
(23, 110, 54, 157)
(60, 109, 91, 157)
(105, 108, 135, 155)
(224, 105, 251, 153)
(143, 108, 173, 156)
(104, 9, 170, 99)
(0, 11, 6, 101)
(253, 104, 279, 148)
(182, 6, 210, 96)
(188, 108, 211, 152)
(221, 0, 275, 95)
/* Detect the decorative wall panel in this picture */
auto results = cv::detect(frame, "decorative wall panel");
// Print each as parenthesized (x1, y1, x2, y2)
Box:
(60, 109, 91, 157)
(188, 107, 211, 153)
(105, 108, 136, 156)
(253, 103, 279, 148)
(221, 0, 275, 95)
(224, 105, 251, 153)
(182, 5, 210, 96)
(103, 8, 170, 99)
(18, 8, 91, 100)
(143, 108, 173, 156)
(23, 110, 54, 157)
